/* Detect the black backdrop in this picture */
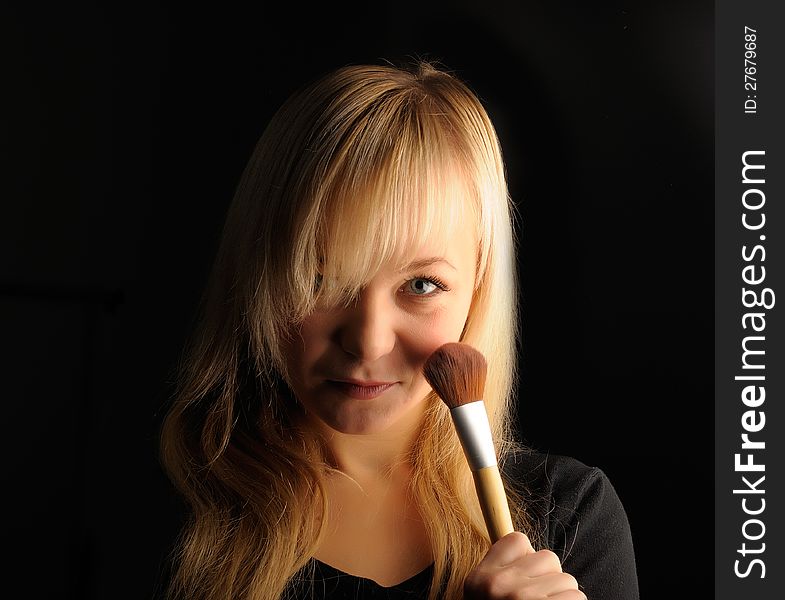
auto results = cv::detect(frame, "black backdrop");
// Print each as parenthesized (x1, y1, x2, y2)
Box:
(2, 2, 713, 598)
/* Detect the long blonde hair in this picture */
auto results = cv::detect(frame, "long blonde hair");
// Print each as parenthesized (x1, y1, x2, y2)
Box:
(160, 60, 538, 600)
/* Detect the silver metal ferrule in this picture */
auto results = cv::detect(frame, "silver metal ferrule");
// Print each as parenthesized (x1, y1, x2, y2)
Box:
(450, 400, 498, 471)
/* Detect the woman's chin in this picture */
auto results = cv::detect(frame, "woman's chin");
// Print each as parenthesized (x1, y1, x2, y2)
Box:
(320, 405, 399, 435)
(300, 385, 430, 436)
(302, 396, 415, 436)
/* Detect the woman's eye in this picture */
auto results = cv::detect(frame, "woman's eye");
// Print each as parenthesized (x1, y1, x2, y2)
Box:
(404, 276, 449, 298)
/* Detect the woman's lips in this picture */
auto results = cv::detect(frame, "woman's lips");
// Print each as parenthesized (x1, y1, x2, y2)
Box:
(328, 380, 397, 399)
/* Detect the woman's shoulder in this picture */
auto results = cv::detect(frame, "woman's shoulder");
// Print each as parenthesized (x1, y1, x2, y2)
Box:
(501, 447, 597, 486)
(500, 448, 596, 479)
(501, 447, 640, 599)
(500, 447, 607, 510)
(499, 447, 630, 553)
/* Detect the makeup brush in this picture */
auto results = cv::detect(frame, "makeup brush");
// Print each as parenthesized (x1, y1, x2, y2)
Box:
(423, 342, 514, 543)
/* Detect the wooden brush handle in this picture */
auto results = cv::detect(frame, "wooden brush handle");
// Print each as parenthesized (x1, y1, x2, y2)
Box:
(472, 464, 515, 542)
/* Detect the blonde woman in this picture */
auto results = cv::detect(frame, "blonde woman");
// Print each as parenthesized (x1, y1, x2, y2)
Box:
(159, 60, 639, 599)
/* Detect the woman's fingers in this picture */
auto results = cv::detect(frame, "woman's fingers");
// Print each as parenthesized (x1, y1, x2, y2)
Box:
(510, 571, 579, 597)
(508, 549, 564, 578)
(548, 591, 587, 600)
(465, 532, 583, 599)
(480, 531, 536, 566)
(467, 567, 579, 598)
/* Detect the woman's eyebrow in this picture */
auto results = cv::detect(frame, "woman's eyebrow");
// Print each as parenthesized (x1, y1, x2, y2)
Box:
(398, 257, 456, 272)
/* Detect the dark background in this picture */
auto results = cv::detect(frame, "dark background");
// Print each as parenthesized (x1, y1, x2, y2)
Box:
(2, 2, 712, 598)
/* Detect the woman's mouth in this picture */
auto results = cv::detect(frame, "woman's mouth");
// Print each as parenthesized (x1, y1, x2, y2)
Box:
(327, 380, 397, 399)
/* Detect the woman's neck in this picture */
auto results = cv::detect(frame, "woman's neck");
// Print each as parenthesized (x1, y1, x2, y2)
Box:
(306, 400, 428, 485)
(303, 400, 435, 584)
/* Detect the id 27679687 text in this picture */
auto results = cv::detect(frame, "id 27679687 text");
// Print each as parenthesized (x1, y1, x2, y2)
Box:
(744, 26, 757, 115)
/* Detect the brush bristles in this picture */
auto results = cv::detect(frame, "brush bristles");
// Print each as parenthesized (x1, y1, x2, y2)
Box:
(422, 342, 487, 409)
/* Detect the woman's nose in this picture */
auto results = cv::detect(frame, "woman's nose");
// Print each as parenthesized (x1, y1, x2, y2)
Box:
(337, 290, 397, 362)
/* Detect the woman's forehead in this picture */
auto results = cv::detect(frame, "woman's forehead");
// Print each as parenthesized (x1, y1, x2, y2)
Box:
(395, 254, 456, 272)
(312, 149, 482, 290)
(321, 218, 476, 276)
(393, 223, 476, 268)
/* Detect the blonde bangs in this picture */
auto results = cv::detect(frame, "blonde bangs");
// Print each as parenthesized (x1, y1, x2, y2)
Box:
(299, 98, 489, 313)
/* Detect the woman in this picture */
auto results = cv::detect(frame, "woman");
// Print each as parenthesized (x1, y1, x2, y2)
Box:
(159, 60, 639, 599)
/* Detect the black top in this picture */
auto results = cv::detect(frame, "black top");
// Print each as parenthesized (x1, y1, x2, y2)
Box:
(288, 451, 639, 599)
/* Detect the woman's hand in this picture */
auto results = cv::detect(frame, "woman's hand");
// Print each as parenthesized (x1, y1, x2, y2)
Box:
(464, 532, 586, 599)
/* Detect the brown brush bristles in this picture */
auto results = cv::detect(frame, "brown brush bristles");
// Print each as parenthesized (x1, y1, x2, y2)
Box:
(422, 342, 488, 409)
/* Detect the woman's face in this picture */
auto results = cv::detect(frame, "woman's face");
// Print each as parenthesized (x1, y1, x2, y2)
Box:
(281, 217, 478, 435)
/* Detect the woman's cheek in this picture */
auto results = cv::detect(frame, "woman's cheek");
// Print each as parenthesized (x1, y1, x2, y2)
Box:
(282, 317, 329, 380)
(418, 299, 468, 341)
(407, 310, 460, 362)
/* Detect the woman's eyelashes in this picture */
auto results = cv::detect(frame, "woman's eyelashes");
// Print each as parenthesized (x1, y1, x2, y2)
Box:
(312, 272, 451, 300)
(403, 274, 451, 299)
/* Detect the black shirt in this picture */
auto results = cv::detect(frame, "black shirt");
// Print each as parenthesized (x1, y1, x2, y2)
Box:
(289, 451, 640, 599)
